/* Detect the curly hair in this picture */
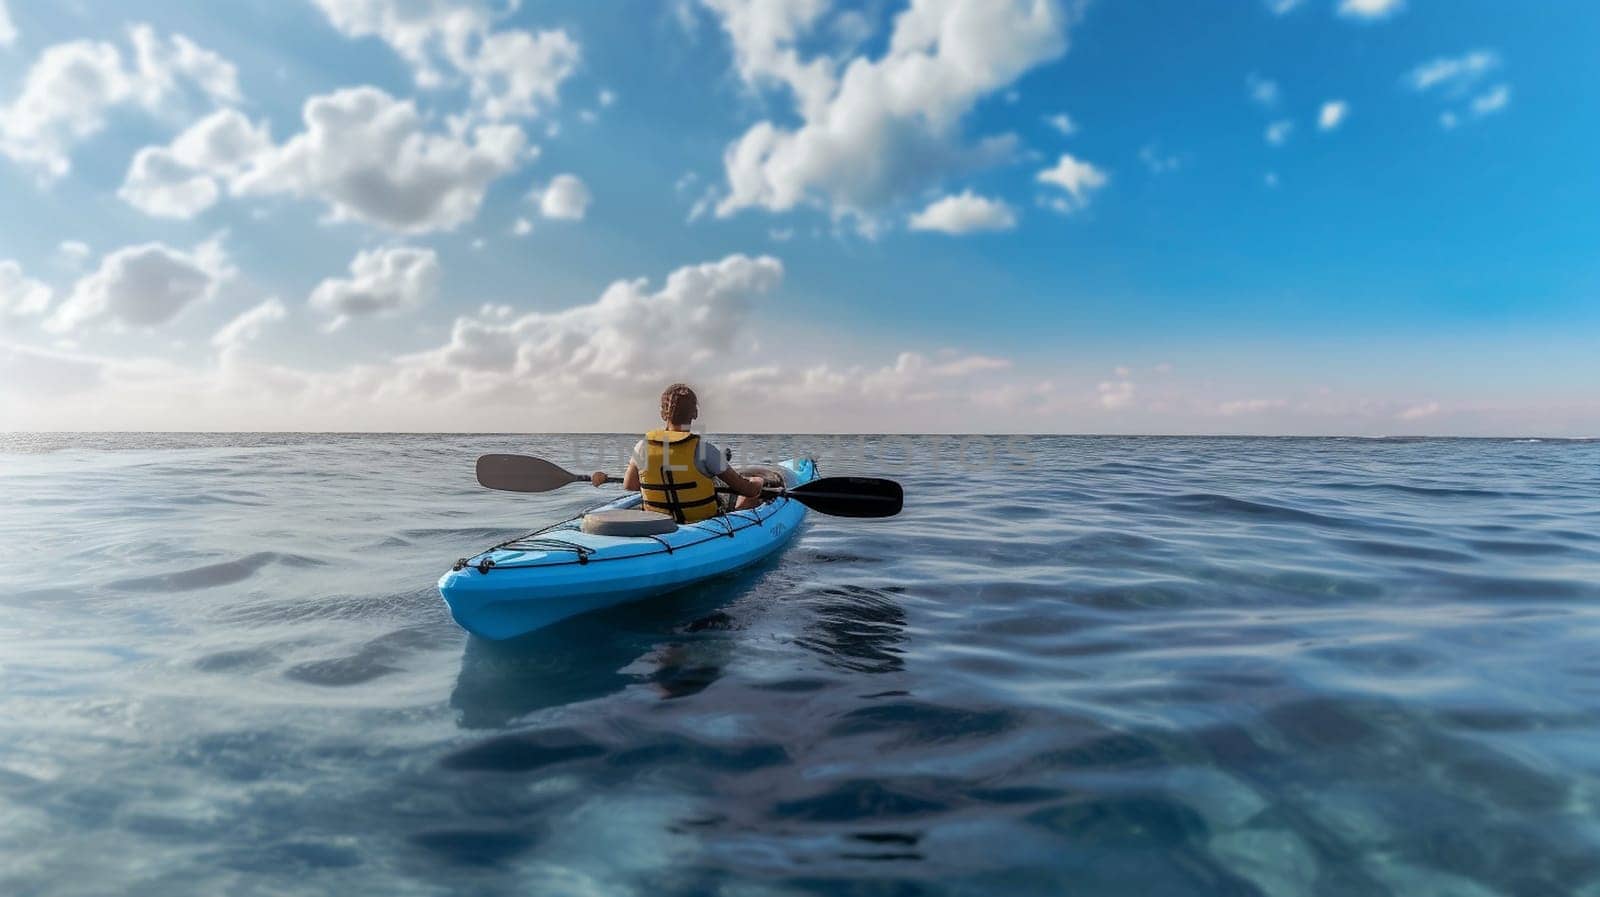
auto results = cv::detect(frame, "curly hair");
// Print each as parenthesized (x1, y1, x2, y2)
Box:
(660, 383, 698, 427)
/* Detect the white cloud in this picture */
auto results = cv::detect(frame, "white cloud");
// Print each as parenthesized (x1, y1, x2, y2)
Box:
(671, 0, 703, 38)
(1044, 113, 1076, 136)
(120, 148, 219, 218)
(233, 86, 526, 233)
(0, 25, 238, 179)
(1036, 153, 1107, 213)
(1265, 119, 1294, 146)
(1471, 84, 1510, 117)
(908, 191, 1017, 234)
(0, 344, 104, 398)
(1397, 401, 1439, 421)
(1219, 398, 1287, 416)
(721, 349, 1015, 410)
(415, 253, 784, 388)
(701, 0, 835, 101)
(1318, 100, 1348, 131)
(1247, 73, 1280, 107)
(1408, 52, 1509, 129)
(57, 241, 91, 268)
(0, 260, 52, 321)
(468, 27, 582, 120)
(120, 109, 274, 218)
(169, 107, 272, 171)
(707, 0, 1078, 226)
(856, 352, 1008, 399)
(0, 1, 15, 47)
(535, 173, 591, 220)
(307, 0, 479, 86)
(126, 23, 240, 107)
(599, 88, 617, 107)
(1338, 0, 1404, 21)
(0, 256, 800, 428)
(308, 0, 579, 122)
(1265, 0, 1304, 14)
(212, 297, 286, 349)
(686, 183, 720, 223)
(1407, 50, 1499, 95)
(309, 246, 439, 328)
(1098, 379, 1134, 409)
(0, 39, 135, 177)
(1138, 143, 1180, 174)
(932, 354, 1011, 377)
(513, 217, 533, 236)
(46, 237, 232, 333)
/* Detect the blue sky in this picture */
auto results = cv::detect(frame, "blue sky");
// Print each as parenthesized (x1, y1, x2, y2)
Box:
(0, 0, 1595, 434)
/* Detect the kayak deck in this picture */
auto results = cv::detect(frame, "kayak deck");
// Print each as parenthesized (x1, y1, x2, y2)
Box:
(439, 458, 816, 639)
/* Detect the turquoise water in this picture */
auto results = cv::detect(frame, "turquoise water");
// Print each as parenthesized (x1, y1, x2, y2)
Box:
(2, 434, 1599, 896)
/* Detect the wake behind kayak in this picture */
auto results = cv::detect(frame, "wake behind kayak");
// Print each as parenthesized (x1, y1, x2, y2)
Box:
(438, 458, 817, 639)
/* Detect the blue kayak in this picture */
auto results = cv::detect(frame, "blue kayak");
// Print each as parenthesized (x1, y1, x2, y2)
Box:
(439, 458, 816, 639)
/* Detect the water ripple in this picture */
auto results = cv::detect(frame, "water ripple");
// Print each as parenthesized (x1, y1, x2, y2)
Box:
(2, 434, 1598, 895)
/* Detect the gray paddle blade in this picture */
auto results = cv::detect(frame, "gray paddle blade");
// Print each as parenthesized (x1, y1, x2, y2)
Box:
(476, 454, 586, 493)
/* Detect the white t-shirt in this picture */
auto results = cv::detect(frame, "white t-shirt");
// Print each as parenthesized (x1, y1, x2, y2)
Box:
(630, 434, 729, 479)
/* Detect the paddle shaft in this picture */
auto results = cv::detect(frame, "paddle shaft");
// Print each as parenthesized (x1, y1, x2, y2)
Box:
(476, 454, 901, 517)
(625, 479, 902, 517)
(521, 472, 778, 498)
(611, 481, 899, 510)
(558, 473, 779, 496)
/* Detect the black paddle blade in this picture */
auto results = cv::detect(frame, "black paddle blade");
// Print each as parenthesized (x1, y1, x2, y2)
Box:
(788, 476, 903, 518)
(476, 454, 586, 492)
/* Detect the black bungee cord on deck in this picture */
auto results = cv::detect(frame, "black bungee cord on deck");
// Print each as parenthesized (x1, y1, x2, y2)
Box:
(451, 495, 788, 574)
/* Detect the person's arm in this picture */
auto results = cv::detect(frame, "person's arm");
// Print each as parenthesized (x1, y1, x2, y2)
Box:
(591, 460, 643, 489)
(700, 440, 761, 498)
(717, 465, 766, 499)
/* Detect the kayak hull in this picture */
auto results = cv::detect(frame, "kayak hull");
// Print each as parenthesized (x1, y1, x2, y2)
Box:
(439, 458, 815, 639)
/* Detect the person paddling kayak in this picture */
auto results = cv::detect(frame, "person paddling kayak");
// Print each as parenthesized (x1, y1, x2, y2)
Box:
(589, 383, 767, 522)
(454, 432, 901, 639)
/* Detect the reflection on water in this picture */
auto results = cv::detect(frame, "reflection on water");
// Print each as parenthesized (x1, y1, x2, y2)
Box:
(450, 620, 637, 728)
(448, 556, 792, 727)
(794, 584, 909, 675)
(449, 612, 744, 728)
(2, 434, 1599, 895)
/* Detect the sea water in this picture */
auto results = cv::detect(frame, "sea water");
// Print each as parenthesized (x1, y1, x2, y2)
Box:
(1, 434, 1598, 896)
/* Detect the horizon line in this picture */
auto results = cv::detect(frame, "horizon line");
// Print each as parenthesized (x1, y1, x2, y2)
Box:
(2, 430, 1594, 440)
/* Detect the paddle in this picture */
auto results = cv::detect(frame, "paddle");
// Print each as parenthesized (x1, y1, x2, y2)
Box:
(475, 454, 902, 518)
(476, 454, 591, 492)
(758, 477, 902, 518)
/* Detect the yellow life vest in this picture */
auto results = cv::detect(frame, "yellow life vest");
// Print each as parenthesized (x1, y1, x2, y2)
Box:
(639, 429, 719, 523)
